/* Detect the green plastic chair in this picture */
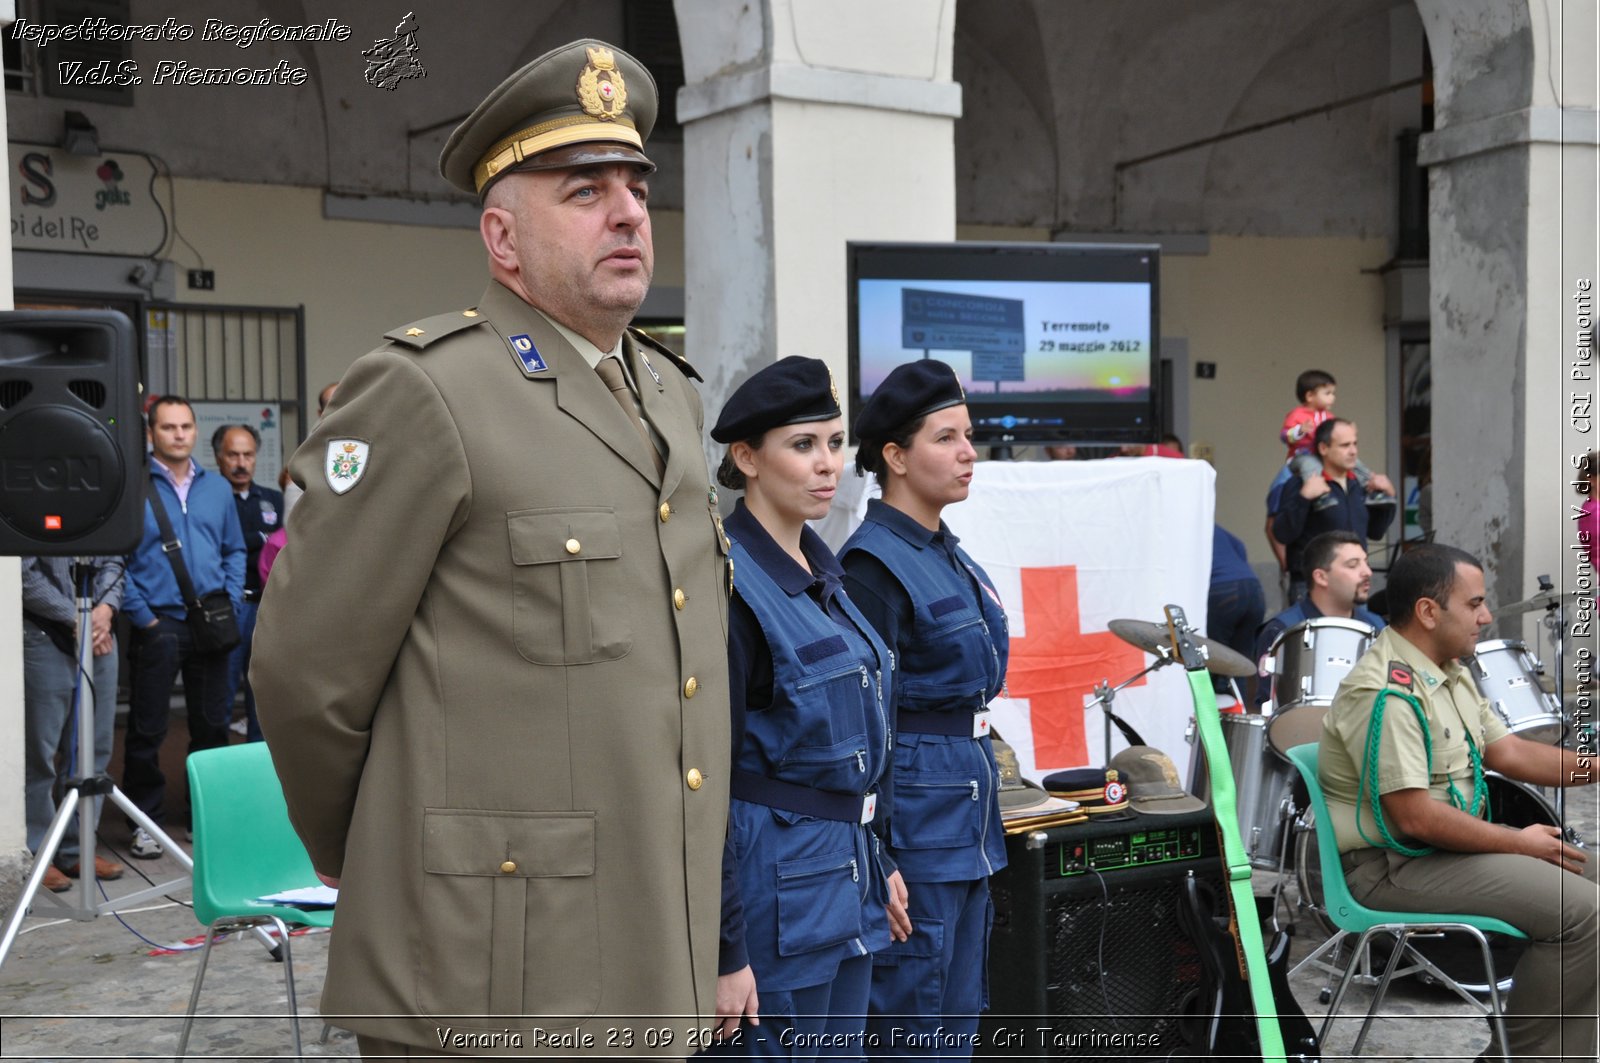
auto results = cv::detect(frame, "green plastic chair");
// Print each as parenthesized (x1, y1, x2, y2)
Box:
(177, 742, 335, 1060)
(1284, 743, 1526, 1060)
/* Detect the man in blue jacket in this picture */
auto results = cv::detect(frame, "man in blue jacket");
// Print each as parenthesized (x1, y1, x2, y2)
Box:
(120, 396, 246, 858)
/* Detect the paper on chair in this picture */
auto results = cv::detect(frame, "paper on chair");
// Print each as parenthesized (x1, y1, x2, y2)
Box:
(256, 884, 338, 907)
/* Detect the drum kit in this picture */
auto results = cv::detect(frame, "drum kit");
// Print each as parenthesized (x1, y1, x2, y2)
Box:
(1105, 591, 1585, 996)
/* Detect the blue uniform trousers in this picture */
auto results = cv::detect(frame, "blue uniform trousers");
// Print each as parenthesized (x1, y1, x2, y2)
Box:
(865, 877, 991, 1060)
(708, 951, 873, 1062)
(220, 600, 262, 741)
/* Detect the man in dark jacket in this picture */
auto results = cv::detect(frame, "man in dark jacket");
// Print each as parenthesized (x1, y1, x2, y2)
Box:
(212, 423, 282, 741)
(1273, 418, 1395, 604)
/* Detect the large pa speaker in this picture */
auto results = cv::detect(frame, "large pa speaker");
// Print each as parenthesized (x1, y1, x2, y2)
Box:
(981, 808, 1222, 1059)
(0, 310, 142, 555)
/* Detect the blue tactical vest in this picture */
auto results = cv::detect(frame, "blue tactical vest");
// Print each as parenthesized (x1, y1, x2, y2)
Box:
(841, 511, 1010, 882)
(726, 536, 893, 992)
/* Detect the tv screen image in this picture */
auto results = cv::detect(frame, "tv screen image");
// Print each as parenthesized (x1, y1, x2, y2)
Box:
(848, 242, 1160, 445)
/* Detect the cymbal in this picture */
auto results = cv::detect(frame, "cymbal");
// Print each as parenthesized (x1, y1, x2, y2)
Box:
(1497, 588, 1577, 617)
(1107, 618, 1257, 677)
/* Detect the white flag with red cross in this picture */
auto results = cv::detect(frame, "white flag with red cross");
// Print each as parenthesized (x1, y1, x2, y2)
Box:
(942, 458, 1216, 783)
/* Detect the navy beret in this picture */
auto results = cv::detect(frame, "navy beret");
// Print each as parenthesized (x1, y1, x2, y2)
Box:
(711, 356, 841, 444)
(854, 359, 966, 442)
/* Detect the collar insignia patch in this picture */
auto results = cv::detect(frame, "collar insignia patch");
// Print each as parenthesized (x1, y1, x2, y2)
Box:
(508, 333, 548, 374)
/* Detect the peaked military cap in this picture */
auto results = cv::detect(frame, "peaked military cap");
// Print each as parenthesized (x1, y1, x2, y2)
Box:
(712, 356, 841, 444)
(854, 358, 967, 441)
(441, 38, 658, 197)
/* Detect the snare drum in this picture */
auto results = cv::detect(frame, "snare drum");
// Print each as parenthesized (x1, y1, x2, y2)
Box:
(1469, 639, 1566, 744)
(1266, 617, 1375, 712)
(1187, 713, 1295, 870)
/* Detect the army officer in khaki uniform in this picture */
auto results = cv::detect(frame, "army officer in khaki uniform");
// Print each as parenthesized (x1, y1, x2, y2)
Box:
(1319, 544, 1596, 1063)
(252, 40, 730, 1058)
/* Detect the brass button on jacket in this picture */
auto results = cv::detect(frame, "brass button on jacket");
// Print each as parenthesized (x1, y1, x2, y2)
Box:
(564, 538, 581, 555)
(683, 676, 698, 699)
(499, 860, 517, 874)
(672, 588, 686, 610)
(658, 502, 672, 522)
(686, 768, 703, 790)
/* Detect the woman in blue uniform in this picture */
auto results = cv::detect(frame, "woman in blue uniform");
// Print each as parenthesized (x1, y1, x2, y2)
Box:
(709, 356, 895, 1059)
(839, 359, 1009, 1058)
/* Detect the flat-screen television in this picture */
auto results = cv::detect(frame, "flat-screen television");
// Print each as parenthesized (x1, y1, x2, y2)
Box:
(847, 241, 1160, 445)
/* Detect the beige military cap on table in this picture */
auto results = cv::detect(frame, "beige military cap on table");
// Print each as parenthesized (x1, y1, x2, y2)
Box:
(440, 38, 659, 197)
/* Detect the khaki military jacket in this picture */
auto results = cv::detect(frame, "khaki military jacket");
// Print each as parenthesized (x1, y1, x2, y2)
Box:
(251, 280, 730, 1054)
(1319, 626, 1508, 854)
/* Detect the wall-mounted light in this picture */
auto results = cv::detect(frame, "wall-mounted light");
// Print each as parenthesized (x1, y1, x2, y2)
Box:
(61, 111, 101, 156)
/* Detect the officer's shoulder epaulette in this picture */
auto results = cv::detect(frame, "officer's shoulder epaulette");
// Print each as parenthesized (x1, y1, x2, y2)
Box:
(1384, 661, 1415, 691)
(628, 326, 702, 381)
(384, 308, 488, 351)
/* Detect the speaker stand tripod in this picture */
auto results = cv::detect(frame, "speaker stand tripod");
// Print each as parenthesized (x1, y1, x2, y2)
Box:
(0, 561, 274, 969)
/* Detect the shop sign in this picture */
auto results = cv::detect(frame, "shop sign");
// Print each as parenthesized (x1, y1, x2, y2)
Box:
(8, 143, 167, 256)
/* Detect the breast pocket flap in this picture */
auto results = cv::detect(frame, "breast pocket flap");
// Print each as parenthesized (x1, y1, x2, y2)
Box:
(508, 509, 621, 565)
(422, 809, 596, 878)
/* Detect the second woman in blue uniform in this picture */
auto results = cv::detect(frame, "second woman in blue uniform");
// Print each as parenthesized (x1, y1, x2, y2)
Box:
(840, 359, 1010, 1058)
(709, 356, 895, 1059)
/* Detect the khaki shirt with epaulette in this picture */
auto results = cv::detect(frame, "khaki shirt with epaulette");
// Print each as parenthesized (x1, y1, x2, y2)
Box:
(1319, 626, 1509, 854)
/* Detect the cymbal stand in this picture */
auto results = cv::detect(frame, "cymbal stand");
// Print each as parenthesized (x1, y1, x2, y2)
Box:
(1539, 595, 1569, 823)
(1083, 648, 1173, 767)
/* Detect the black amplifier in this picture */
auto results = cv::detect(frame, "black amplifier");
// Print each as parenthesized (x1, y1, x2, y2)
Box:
(979, 807, 1222, 1059)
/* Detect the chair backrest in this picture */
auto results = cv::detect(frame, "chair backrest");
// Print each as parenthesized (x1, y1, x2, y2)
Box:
(1284, 742, 1384, 933)
(186, 742, 320, 926)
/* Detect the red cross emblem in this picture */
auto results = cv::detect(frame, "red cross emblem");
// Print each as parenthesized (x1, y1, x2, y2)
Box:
(1003, 565, 1148, 767)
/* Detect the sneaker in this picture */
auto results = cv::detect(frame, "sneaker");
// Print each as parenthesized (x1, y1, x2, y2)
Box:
(129, 827, 163, 860)
(1365, 491, 1397, 507)
(1311, 493, 1340, 512)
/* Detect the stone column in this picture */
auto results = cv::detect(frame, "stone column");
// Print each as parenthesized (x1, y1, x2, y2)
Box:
(1415, 0, 1597, 636)
(0, 7, 29, 905)
(674, 0, 961, 485)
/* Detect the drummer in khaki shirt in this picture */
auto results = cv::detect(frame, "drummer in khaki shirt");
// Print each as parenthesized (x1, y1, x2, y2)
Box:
(1319, 544, 1596, 1063)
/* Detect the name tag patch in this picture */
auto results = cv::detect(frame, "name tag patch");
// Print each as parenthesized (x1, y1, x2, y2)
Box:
(508, 333, 548, 374)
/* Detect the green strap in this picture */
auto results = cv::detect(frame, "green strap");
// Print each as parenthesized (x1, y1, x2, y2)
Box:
(1356, 688, 1487, 856)
(1188, 668, 1286, 1063)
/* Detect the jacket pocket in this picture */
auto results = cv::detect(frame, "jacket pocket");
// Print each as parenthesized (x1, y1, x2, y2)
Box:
(775, 848, 862, 957)
(416, 809, 599, 1020)
(777, 730, 871, 794)
(890, 769, 983, 850)
(508, 508, 632, 665)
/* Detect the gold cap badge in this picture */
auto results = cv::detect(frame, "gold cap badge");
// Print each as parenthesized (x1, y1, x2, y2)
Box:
(577, 46, 627, 120)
